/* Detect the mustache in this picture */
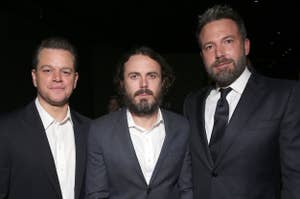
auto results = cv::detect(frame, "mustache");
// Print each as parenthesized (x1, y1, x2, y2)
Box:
(212, 58, 233, 67)
(134, 89, 153, 97)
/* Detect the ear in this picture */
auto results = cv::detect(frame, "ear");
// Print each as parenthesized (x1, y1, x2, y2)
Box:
(73, 72, 79, 89)
(244, 38, 250, 56)
(31, 69, 37, 87)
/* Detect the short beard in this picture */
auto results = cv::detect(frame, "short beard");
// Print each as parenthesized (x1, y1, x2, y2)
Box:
(123, 88, 161, 116)
(206, 55, 246, 87)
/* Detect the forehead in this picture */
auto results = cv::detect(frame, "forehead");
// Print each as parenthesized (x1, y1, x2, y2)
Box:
(200, 18, 240, 42)
(124, 54, 161, 74)
(37, 48, 75, 68)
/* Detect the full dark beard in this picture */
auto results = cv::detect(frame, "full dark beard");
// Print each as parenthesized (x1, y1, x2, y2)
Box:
(123, 89, 161, 116)
(206, 56, 246, 87)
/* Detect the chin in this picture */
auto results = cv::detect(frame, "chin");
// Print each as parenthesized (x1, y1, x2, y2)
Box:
(49, 97, 69, 106)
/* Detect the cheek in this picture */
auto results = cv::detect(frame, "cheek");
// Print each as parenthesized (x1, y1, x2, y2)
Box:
(34, 77, 46, 87)
(124, 84, 135, 96)
(202, 53, 214, 64)
(152, 82, 162, 93)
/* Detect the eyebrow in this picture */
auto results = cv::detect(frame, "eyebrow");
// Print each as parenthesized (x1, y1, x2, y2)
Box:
(39, 65, 74, 70)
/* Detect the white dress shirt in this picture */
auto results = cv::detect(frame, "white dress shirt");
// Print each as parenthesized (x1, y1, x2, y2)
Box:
(35, 98, 76, 199)
(127, 109, 165, 185)
(205, 67, 251, 143)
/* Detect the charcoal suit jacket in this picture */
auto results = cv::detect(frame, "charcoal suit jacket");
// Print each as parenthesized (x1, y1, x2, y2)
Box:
(86, 108, 193, 199)
(184, 73, 300, 199)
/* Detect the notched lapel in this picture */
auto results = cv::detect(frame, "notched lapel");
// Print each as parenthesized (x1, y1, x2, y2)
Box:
(114, 109, 147, 184)
(72, 114, 88, 199)
(23, 102, 62, 198)
(149, 111, 174, 184)
(194, 87, 214, 168)
(215, 75, 266, 166)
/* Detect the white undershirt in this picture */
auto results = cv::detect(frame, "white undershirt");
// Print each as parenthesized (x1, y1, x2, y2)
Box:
(127, 109, 165, 185)
(205, 67, 251, 143)
(35, 98, 76, 199)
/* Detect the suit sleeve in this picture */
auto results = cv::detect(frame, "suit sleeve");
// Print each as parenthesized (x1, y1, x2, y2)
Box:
(280, 82, 300, 199)
(85, 123, 109, 199)
(183, 93, 192, 119)
(0, 123, 10, 199)
(178, 130, 193, 199)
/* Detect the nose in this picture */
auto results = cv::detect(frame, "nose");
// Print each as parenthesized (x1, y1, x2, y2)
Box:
(215, 45, 225, 59)
(52, 70, 62, 81)
(140, 76, 148, 88)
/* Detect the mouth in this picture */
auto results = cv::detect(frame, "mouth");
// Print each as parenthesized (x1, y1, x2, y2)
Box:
(213, 59, 233, 70)
(134, 89, 153, 97)
(50, 87, 65, 90)
(138, 93, 149, 96)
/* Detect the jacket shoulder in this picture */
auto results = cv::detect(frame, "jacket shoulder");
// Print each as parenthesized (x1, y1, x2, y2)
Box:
(161, 109, 189, 127)
(185, 87, 210, 101)
(71, 110, 91, 123)
(93, 109, 123, 124)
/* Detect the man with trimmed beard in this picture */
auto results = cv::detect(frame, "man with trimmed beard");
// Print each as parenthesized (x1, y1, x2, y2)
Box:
(86, 46, 193, 199)
(184, 5, 300, 199)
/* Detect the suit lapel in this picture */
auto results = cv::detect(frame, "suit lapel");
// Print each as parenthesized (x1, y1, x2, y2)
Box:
(214, 74, 266, 166)
(23, 102, 62, 198)
(149, 110, 173, 184)
(195, 87, 215, 168)
(116, 109, 147, 184)
(72, 112, 88, 199)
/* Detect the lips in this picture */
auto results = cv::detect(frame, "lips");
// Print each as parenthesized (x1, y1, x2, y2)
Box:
(213, 59, 233, 69)
(50, 86, 65, 90)
(134, 89, 153, 97)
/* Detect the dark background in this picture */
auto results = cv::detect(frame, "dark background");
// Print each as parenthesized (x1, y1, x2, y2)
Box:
(1, 0, 299, 118)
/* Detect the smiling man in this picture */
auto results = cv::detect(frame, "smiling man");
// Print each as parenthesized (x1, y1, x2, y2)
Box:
(0, 37, 90, 199)
(86, 46, 193, 199)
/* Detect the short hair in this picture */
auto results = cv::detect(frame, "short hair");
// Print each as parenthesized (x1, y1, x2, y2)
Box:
(32, 37, 78, 70)
(196, 5, 247, 46)
(114, 46, 175, 95)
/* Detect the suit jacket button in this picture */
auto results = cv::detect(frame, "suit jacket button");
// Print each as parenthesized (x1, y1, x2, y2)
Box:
(211, 171, 218, 177)
(147, 187, 151, 194)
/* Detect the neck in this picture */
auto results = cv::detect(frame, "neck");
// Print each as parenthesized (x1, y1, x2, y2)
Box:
(38, 97, 69, 122)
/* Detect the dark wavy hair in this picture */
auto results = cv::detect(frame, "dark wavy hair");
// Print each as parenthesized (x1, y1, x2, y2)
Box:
(114, 46, 175, 96)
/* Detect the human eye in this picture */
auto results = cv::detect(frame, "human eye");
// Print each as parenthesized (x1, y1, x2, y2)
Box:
(203, 44, 214, 51)
(129, 73, 139, 80)
(61, 68, 73, 76)
(40, 66, 53, 74)
(148, 73, 158, 79)
(224, 38, 234, 44)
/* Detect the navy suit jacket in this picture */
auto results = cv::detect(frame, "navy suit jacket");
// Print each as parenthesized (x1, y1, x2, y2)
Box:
(86, 108, 193, 199)
(0, 101, 90, 199)
(184, 73, 300, 199)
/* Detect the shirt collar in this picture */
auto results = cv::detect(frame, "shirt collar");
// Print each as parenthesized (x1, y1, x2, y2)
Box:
(127, 108, 164, 131)
(35, 98, 73, 130)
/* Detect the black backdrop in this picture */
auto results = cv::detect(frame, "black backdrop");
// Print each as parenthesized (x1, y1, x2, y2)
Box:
(2, 1, 299, 118)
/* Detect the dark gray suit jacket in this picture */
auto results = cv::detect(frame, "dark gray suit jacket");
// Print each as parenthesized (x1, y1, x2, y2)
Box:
(86, 108, 193, 199)
(0, 101, 90, 199)
(184, 73, 300, 199)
